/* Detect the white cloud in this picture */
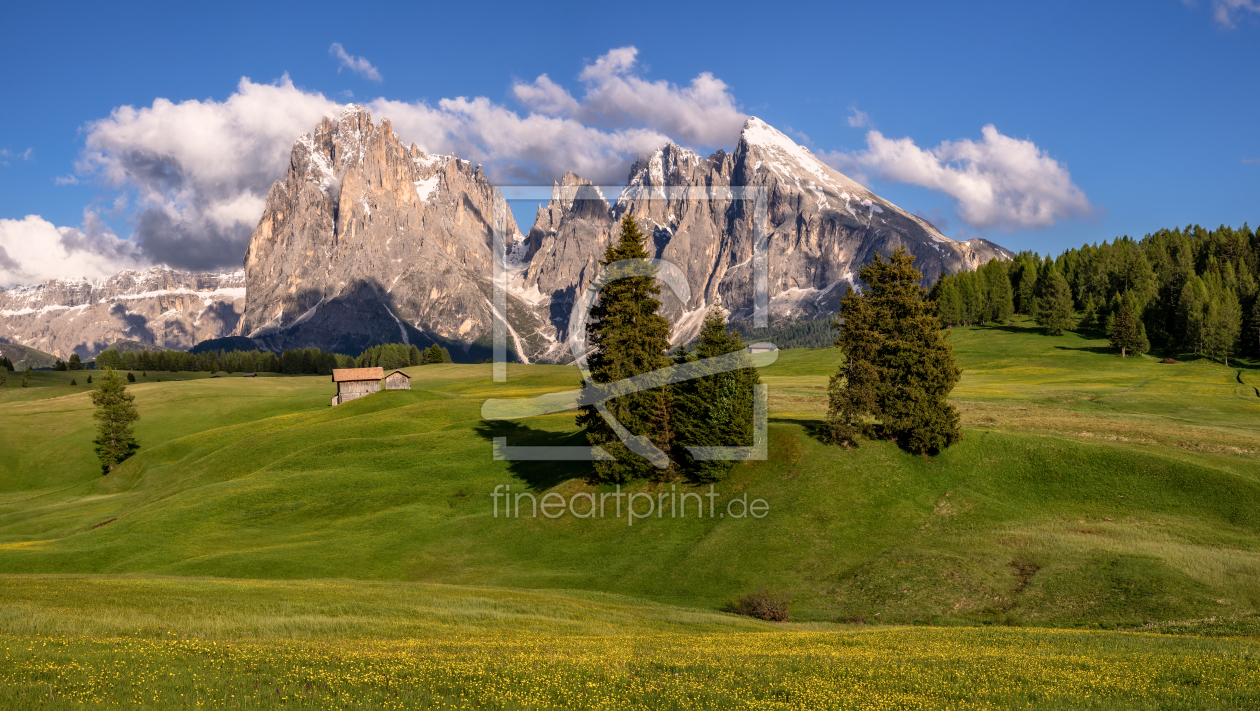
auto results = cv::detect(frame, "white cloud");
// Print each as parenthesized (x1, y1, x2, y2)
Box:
(1208, 0, 1260, 26)
(77, 74, 340, 271)
(846, 109, 871, 128)
(512, 46, 746, 148)
(329, 43, 382, 82)
(0, 213, 145, 287)
(827, 125, 1092, 231)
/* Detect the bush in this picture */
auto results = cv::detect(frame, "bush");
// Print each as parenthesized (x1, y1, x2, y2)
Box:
(725, 588, 791, 622)
(126, 373, 136, 383)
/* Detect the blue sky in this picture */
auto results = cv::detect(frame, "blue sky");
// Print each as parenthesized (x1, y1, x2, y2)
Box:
(1, 0, 1258, 284)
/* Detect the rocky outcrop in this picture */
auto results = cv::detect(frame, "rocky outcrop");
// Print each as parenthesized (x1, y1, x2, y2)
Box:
(519, 118, 1013, 352)
(0, 267, 244, 360)
(234, 105, 553, 359)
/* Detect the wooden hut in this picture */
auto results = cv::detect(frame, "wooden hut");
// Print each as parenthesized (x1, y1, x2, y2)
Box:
(384, 369, 411, 391)
(331, 367, 384, 406)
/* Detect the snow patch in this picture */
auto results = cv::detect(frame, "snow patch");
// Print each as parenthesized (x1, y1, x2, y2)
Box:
(414, 176, 440, 202)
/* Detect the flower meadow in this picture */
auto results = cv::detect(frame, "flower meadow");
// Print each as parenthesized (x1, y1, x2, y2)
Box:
(2, 625, 1258, 709)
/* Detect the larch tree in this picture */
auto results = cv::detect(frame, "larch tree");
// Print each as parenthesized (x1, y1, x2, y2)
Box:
(1108, 294, 1149, 358)
(1034, 271, 1076, 335)
(827, 246, 962, 455)
(91, 368, 140, 474)
(672, 306, 760, 481)
(577, 215, 675, 482)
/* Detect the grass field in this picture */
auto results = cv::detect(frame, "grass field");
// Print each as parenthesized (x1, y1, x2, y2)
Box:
(2, 317, 1260, 706)
(0, 576, 1257, 709)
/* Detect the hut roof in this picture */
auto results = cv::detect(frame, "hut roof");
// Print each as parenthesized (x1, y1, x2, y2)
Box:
(332, 367, 384, 383)
(384, 369, 411, 380)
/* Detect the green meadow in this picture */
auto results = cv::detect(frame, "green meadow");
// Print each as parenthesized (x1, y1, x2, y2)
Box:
(2, 316, 1259, 707)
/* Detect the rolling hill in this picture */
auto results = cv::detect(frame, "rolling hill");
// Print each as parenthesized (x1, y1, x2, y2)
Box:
(2, 318, 1258, 627)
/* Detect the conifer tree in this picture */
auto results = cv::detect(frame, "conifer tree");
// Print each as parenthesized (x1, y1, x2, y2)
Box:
(21, 367, 31, 388)
(0, 369, 6, 389)
(1204, 287, 1243, 366)
(1177, 277, 1209, 354)
(577, 215, 675, 482)
(91, 368, 140, 474)
(1035, 271, 1076, 335)
(425, 344, 445, 364)
(672, 307, 759, 481)
(1109, 294, 1148, 357)
(827, 246, 962, 454)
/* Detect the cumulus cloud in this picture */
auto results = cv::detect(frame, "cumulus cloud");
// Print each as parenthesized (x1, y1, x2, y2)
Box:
(846, 109, 871, 128)
(512, 46, 746, 148)
(1205, 0, 1260, 27)
(329, 43, 383, 82)
(827, 125, 1092, 231)
(0, 212, 146, 287)
(78, 74, 340, 271)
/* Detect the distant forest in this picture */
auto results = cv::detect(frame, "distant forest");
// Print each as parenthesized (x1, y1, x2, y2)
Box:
(93, 342, 452, 375)
(730, 317, 837, 350)
(930, 223, 1260, 362)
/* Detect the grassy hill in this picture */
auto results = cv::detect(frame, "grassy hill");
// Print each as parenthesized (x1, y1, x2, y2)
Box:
(95, 337, 174, 357)
(0, 575, 1256, 708)
(2, 317, 1259, 629)
(0, 341, 58, 370)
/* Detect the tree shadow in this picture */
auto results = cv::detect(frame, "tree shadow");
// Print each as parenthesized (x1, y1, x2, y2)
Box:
(1053, 345, 1118, 355)
(768, 416, 830, 443)
(981, 322, 1046, 335)
(472, 420, 592, 490)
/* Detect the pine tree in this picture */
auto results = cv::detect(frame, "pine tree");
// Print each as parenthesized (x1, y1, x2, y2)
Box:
(827, 246, 962, 454)
(409, 344, 423, 367)
(1109, 294, 1148, 357)
(126, 372, 136, 383)
(91, 368, 140, 474)
(1035, 271, 1076, 335)
(1177, 277, 1209, 355)
(1204, 287, 1243, 366)
(87, 375, 92, 384)
(577, 215, 675, 482)
(425, 344, 445, 364)
(672, 307, 760, 481)
(21, 367, 31, 388)
(0, 369, 6, 389)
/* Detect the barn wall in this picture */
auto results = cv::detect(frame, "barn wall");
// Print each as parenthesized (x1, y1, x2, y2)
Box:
(385, 374, 411, 390)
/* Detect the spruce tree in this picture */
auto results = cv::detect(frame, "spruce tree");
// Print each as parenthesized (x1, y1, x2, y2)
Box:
(1177, 277, 1209, 355)
(21, 367, 31, 388)
(672, 307, 760, 481)
(68, 353, 82, 370)
(425, 344, 445, 364)
(577, 214, 675, 482)
(91, 368, 140, 474)
(827, 246, 962, 454)
(1109, 294, 1148, 357)
(1204, 287, 1243, 366)
(0, 369, 6, 389)
(1035, 271, 1076, 335)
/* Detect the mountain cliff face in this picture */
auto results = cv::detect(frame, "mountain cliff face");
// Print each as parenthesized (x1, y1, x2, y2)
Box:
(0, 111, 1011, 363)
(521, 118, 1013, 351)
(234, 105, 551, 357)
(0, 268, 244, 360)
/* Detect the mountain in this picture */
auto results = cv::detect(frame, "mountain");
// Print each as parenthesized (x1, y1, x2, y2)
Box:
(1, 111, 1010, 363)
(0, 342, 58, 370)
(520, 118, 1012, 351)
(234, 105, 552, 358)
(0, 267, 245, 360)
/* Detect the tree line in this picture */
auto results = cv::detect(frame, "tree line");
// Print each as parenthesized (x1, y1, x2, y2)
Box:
(930, 223, 1260, 364)
(92, 342, 452, 375)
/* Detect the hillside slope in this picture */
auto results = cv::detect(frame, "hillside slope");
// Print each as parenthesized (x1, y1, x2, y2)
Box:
(1, 321, 1257, 625)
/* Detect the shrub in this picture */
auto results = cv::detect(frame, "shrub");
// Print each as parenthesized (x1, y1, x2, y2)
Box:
(726, 588, 791, 622)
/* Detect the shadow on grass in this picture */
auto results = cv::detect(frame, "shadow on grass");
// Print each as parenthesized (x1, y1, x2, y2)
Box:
(769, 417, 830, 443)
(473, 420, 591, 491)
(1053, 345, 1118, 355)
